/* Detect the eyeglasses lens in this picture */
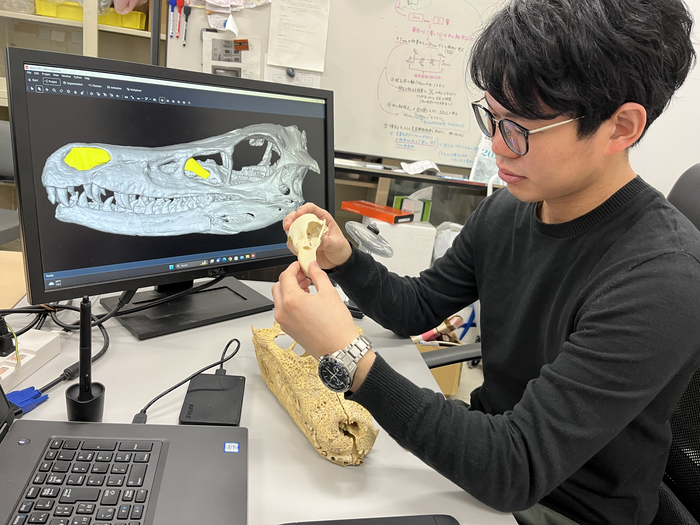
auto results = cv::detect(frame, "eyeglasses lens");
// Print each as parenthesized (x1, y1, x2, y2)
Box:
(501, 120, 527, 155)
(473, 105, 495, 138)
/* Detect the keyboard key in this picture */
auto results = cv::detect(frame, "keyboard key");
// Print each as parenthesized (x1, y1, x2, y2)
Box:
(76, 452, 94, 462)
(67, 474, 86, 486)
(72, 464, 89, 474)
(107, 475, 125, 487)
(34, 500, 54, 511)
(48, 520, 69, 525)
(54, 506, 73, 517)
(52, 462, 71, 473)
(26, 486, 41, 499)
(59, 488, 100, 504)
(100, 489, 120, 506)
(91, 464, 109, 474)
(118, 442, 152, 452)
(115, 452, 131, 462)
(134, 490, 147, 503)
(39, 462, 52, 472)
(57, 451, 75, 461)
(95, 508, 115, 521)
(133, 453, 149, 463)
(46, 474, 66, 485)
(86, 475, 105, 486)
(130, 505, 143, 520)
(82, 440, 117, 451)
(40, 488, 60, 498)
(95, 452, 113, 462)
(111, 464, 127, 475)
(11, 515, 27, 525)
(121, 489, 134, 501)
(117, 505, 130, 520)
(19, 501, 34, 512)
(62, 440, 81, 450)
(50, 440, 63, 449)
(70, 517, 90, 525)
(28, 512, 49, 524)
(76, 503, 96, 515)
(126, 465, 146, 487)
(33, 473, 47, 484)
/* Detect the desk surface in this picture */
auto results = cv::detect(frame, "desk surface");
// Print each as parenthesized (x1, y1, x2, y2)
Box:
(8, 280, 515, 525)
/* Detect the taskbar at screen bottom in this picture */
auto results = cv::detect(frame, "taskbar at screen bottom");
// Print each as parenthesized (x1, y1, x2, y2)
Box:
(42, 244, 291, 293)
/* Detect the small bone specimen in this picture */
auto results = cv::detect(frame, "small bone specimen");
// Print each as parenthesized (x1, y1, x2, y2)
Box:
(41, 124, 319, 236)
(288, 213, 328, 275)
(252, 323, 379, 466)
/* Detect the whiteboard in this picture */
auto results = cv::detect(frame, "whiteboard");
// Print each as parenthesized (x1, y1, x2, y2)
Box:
(168, 0, 501, 169)
(322, 0, 501, 168)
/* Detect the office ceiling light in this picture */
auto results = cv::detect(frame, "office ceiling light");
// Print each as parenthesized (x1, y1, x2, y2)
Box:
(252, 322, 379, 466)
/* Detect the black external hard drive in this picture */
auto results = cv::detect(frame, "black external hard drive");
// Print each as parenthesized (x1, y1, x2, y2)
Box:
(178, 373, 245, 426)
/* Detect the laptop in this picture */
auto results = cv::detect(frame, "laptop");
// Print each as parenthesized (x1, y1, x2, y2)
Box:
(281, 516, 460, 524)
(0, 384, 248, 525)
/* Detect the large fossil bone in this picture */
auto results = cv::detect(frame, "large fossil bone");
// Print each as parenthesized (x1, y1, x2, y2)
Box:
(252, 323, 379, 466)
(288, 213, 328, 276)
(41, 124, 319, 236)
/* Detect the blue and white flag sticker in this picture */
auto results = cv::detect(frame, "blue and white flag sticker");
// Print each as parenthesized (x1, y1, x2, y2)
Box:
(224, 442, 240, 453)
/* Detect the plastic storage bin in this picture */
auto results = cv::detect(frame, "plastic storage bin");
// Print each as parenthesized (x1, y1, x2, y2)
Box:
(0, 0, 36, 14)
(35, 0, 83, 21)
(98, 8, 146, 30)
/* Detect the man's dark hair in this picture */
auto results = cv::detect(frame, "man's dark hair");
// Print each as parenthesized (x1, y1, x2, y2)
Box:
(469, 0, 696, 141)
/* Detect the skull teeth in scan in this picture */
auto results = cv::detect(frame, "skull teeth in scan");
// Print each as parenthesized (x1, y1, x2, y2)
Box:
(41, 124, 320, 236)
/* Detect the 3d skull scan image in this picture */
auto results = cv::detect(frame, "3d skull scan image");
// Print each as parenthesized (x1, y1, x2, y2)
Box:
(41, 124, 320, 236)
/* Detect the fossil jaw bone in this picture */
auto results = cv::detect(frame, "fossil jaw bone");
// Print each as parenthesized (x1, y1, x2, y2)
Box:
(288, 213, 328, 276)
(252, 323, 379, 466)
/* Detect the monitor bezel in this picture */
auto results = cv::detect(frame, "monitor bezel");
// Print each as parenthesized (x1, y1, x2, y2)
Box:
(6, 48, 334, 305)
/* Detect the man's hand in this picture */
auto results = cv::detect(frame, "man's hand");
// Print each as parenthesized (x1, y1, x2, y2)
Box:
(272, 261, 376, 392)
(272, 261, 358, 359)
(283, 203, 353, 270)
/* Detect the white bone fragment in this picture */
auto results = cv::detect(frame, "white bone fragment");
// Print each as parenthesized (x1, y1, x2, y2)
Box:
(252, 323, 379, 466)
(288, 213, 328, 276)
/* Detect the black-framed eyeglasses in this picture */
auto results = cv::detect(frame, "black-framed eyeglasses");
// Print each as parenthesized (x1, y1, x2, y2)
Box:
(471, 97, 582, 156)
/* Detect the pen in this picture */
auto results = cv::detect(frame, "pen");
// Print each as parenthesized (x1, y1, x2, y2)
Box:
(182, 4, 191, 46)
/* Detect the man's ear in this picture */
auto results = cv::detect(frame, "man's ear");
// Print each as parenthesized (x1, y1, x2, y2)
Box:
(605, 102, 647, 155)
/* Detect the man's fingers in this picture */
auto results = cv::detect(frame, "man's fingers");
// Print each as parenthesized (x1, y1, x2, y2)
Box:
(307, 261, 333, 292)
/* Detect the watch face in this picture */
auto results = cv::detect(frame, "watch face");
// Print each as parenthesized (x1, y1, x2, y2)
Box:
(318, 357, 351, 393)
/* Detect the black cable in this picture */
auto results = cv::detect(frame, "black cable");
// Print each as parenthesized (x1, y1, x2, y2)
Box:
(115, 276, 225, 317)
(132, 338, 241, 424)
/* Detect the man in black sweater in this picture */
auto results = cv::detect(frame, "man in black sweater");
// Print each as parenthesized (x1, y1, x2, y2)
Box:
(271, 1, 700, 523)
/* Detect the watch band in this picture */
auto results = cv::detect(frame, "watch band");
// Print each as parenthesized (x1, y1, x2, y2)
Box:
(318, 334, 373, 393)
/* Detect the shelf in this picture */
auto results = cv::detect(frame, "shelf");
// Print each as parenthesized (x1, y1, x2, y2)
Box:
(0, 9, 165, 39)
(334, 158, 491, 192)
(0, 8, 82, 28)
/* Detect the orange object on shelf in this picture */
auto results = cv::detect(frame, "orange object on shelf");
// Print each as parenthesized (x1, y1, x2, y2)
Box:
(341, 200, 414, 224)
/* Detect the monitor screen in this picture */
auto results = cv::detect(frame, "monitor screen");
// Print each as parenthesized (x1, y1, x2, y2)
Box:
(6, 48, 334, 338)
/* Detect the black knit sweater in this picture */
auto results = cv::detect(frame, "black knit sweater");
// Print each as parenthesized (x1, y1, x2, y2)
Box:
(332, 177, 700, 524)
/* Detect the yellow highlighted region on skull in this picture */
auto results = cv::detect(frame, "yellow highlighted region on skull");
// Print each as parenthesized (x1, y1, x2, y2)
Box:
(185, 158, 210, 179)
(64, 147, 111, 171)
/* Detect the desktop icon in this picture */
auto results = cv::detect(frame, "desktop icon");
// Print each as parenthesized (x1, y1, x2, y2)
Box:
(210, 259, 215, 264)
(169, 264, 175, 270)
(245, 254, 250, 259)
(251, 253, 256, 259)
(216, 258, 221, 263)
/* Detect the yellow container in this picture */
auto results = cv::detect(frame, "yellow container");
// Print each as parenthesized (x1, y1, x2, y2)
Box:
(35, 0, 83, 21)
(98, 8, 146, 30)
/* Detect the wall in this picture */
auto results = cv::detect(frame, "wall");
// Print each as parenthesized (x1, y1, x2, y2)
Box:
(630, 0, 700, 195)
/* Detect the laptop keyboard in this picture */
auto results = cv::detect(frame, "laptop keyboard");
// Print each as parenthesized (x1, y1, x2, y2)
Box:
(9, 437, 163, 525)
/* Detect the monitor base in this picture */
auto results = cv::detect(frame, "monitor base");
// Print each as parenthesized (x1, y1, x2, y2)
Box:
(100, 277, 273, 340)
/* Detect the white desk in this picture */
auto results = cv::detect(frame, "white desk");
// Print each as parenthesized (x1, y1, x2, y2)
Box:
(8, 280, 516, 525)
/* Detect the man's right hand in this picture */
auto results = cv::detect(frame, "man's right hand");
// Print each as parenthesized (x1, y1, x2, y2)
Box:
(283, 203, 353, 270)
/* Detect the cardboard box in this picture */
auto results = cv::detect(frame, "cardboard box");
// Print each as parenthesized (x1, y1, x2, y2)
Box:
(416, 344, 462, 397)
(341, 200, 414, 224)
(393, 196, 432, 222)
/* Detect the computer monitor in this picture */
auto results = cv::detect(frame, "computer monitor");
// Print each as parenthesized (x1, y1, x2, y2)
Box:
(6, 48, 334, 339)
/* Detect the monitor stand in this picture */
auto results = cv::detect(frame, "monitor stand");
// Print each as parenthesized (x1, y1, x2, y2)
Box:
(99, 277, 273, 340)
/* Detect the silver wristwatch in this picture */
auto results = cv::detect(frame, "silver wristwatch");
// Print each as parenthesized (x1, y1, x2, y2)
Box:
(317, 334, 373, 393)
